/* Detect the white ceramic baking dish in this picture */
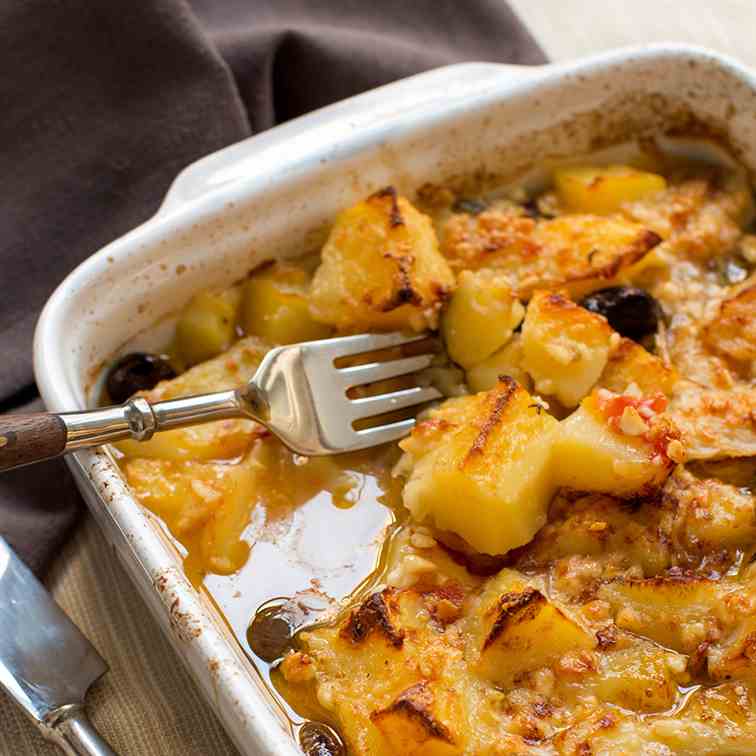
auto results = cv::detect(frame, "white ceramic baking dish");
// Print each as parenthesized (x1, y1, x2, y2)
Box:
(34, 44, 756, 755)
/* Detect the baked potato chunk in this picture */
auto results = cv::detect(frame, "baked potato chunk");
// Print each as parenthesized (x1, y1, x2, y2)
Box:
(242, 262, 331, 344)
(596, 336, 678, 396)
(668, 384, 756, 459)
(442, 209, 661, 299)
(666, 466, 756, 554)
(575, 639, 688, 713)
(370, 682, 462, 756)
(650, 682, 756, 755)
(310, 187, 455, 332)
(441, 269, 524, 368)
(475, 583, 594, 687)
(622, 177, 748, 261)
(521, 291, 615, 407)
(554, 164, 667, 215)
(465, 334, 531, 393)
(554, 389, 680, 497)
(702, 283, 756, 364)
(598, 575, 723, 653)
(288, 586, 472, 756)
(517, 492, 671, 577)
(398, 377, 558, 555)
(175, 287, 242, 366)
(123, 451, 258, 580)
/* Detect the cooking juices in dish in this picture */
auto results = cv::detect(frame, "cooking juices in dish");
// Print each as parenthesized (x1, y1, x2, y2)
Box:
(110, 142, 756, 755)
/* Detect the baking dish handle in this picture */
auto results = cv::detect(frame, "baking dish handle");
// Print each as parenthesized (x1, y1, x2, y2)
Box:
(158, 62, 546, 214)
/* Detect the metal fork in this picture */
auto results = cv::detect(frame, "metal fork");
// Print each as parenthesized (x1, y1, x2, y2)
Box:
(0, 332, 440, 472)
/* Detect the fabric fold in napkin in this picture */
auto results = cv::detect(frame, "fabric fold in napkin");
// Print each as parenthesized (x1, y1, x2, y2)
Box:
(0, 0, 545, 575)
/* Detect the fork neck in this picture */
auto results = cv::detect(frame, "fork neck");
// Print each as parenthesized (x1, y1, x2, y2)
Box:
(63, 389, 247, 449)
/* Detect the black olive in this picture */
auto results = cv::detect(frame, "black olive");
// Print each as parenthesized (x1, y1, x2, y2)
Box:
(299, 723, 345, 756)
(105, 353, 176, 403)
(522, 198, 541, 219)
(247, 600, 308, 662)
(580, 286, 662, 341)
(451, 197, 488, 215)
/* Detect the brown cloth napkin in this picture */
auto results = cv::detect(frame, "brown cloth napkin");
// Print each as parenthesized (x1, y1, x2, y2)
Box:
(0, 0, 545, 575)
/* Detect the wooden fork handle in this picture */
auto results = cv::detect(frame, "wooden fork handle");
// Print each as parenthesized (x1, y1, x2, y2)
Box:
(0, 413, 68, 472)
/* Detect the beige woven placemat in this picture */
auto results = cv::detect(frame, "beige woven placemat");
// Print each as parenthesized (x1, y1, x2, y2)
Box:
(0, 514, 238, 755)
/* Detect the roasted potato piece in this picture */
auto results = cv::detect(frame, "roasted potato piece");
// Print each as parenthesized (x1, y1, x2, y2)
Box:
(441, 269, 524, 368)
(289, 587, 471, 756)
(465, 334, 532, 393)
(597, 336, 678, 396)
(708, 616, 756, 682)
(474, 581, 594, 687)
(598, 575, 723, 653)
(622, 178, 746, 262)
(702, 283, 756, 364)
(668, 384, 756, 459)
(666, 466, 756, 554)
(371, 682, 462, 756)
(521, 291, 614, 407)
(175, 287, 241, 366)
(650, 682, 756, 755)
(124, 451, 258, 580)
(553, 390, 680, 497)
(442, 209, 661, 299)
(398, 377, 558, 555)
(554, 164, 666, 215)
(553, 710, 660, 756)
(116, 336, 267, 461)
(518, 492, 671, 577)
(576, 640, 688, 713)
(243, 262, 331, 344)
(310, 187, 455, 332)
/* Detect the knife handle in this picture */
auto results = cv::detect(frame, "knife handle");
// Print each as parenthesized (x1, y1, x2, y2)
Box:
(44, 705, 118, 756)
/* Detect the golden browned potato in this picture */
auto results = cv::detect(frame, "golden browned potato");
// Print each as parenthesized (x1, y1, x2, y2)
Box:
(597, 336, 678, 396)
(475, 583, 594, 687)
(521, 290, 614, 407)
(286, 586, 473, 756)
(441, 269, 524, 368)
(465, 334, 532, 393)
(702, 283, 756, 364)
(554, 389, 680, 497)
(668, 384, 756, 460)
(442, 209, 661, 299)
(398, 377, 558, 555)
(666, 466, 756, 553)
(310, 187, 455, 332)
(598, 575, 723, 653)
(175, 287, 241, 366)
(242, 262, 332, 345)
(553, 164, 667, 215)
(124, 451, 258, 580)
(577, 641, 688, 713)
(370, 682, 462, 756)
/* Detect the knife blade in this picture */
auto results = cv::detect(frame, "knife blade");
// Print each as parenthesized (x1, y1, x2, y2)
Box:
(0, 536, 117, 755)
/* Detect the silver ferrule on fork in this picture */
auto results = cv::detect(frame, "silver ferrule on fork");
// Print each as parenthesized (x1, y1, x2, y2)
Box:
(62, 390, 248, 451)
